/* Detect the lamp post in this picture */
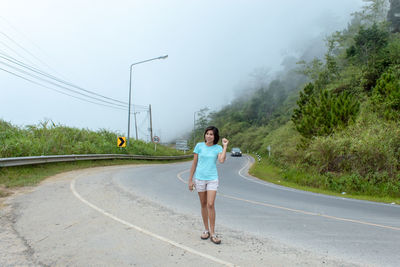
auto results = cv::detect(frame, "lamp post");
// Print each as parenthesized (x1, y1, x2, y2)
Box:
(127, 55, 168, 145)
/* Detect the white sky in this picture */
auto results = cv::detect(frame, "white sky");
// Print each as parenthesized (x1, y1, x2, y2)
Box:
(0, 0, 364, 142)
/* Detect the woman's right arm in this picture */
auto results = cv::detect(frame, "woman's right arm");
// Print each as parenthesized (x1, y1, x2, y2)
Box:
(188, 153, 198, 191)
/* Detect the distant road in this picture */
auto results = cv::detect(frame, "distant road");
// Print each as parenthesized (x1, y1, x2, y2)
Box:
(2, 155, 400, 266)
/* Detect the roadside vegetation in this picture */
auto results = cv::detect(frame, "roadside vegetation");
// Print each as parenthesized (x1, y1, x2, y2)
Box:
(250, 156, 399, 204)
(0, 119, 189, 197)
(196, 0, 400, 202)
(0, 119, 183, 157)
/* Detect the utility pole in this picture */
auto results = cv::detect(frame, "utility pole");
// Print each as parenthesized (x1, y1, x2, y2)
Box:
(149, 104, 153, 142)
(134, 111, 138, 140)
(193, 112, 196, 147)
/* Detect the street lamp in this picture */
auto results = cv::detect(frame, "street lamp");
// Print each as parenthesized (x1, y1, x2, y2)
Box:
(127, 55, 168, 145)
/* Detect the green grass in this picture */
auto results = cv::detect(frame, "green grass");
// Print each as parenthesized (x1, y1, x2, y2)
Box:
(0, 119, 185, 157)
(0, 119, 193, 198)
(249, 155, 400, 205)
(0, 158, 191, 192)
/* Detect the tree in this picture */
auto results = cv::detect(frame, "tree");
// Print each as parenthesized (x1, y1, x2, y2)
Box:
(355, 0, 390, 25)
(372, 66, 400, 120)
(388, 0, 400, 32)
(346, 23, 389, 65)
(292, 84, 360, 138)
(325, 0, 389, 60)
(346, 23, 390, 90)
(192, 107, 210, 144)
(296, 59, 324, 83)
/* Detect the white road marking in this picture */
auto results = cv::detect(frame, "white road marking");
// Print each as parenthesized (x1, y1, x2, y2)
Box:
(237, 156, 299, 191)
(70, 178, 235, 267)
(177, 162, 400, 232)
(239, 155, 400, 207)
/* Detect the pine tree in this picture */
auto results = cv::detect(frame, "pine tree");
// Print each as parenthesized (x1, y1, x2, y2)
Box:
(372, 66, 400, 119)
(292, 85, 360, 138)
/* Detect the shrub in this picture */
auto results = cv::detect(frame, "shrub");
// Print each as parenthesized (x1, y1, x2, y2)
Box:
(292, 85, 360, 138)
(305, 110, 400, 178)
(261, 121, 303, 165)
(0, 120, 182, 157)
(371, 66, 400, 120)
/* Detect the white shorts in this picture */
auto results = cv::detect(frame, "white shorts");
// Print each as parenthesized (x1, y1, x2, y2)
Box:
(194, 179, 219, 192)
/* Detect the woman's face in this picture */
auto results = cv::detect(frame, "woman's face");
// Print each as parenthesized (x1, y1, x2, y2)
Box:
(205, 130, 215, 144)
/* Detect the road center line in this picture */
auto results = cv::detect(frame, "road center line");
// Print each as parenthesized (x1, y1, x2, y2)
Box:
(177, 164, 400, 232)
(70, 178, 235, 267)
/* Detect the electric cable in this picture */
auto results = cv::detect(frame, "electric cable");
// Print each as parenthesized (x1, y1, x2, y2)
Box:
(0, 31, 51, 72)
(0, 52, 151, 111)
(0, 53, 129, 106)
(0, 59, 128, 108)
(0, 40, 39, 68)
(0, 67, 128, 111)
(0, 16, 72, 79)
(0, 18, 152, 112)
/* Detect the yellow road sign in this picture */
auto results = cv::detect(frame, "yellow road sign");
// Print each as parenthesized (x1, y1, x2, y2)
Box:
(118, 137, 126, 147)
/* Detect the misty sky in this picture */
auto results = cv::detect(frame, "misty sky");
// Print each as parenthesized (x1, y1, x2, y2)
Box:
(0, 0, 365, 142)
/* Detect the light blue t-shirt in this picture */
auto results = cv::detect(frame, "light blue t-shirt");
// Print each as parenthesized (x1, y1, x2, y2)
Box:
(193, 142, 223, 180)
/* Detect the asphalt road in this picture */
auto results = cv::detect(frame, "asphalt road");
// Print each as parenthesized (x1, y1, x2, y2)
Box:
(1, 154, 399, 266)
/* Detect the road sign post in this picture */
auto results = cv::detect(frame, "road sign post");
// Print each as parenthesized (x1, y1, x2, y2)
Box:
(118, 137, 126, 147)
(176, 139, 189, 153)
(152, 136, 160, 152)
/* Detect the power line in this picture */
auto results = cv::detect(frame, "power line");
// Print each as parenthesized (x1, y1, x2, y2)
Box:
(0, 66, 148, 114)
(0, 59, 129, 108)
(0, 67, 128, 111)
(0, 31, 54, 73)
(0, 16, 71, 79)
(0, 26, 139, 108)
(0, 52, 150, 111)
(0, 26, 151, 113)
(137, 109, 152, 141)
(134, 104, 150, 109)
(0, 52, 129, 106)
(0, 40, 39, 68)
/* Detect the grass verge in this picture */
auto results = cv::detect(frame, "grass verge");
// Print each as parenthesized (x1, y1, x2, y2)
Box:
(249, 155, 400, 205)
(0, 158, 191, 196)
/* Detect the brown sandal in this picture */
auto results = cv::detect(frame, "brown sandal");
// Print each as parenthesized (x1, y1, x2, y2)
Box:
(210, 234, 221, 244)
(201, 230, 210, 240)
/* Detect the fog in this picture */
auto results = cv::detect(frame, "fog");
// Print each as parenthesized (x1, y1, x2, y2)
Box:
(0, 0, 365, 142)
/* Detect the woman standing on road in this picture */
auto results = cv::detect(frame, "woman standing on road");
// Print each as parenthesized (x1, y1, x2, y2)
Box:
(188, 126, 229, 244)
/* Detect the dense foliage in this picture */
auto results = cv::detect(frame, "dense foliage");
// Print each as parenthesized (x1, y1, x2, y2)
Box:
(292, 83, 360, 138)
(371, 66, 400, 120)
(206, 0, 400, 197)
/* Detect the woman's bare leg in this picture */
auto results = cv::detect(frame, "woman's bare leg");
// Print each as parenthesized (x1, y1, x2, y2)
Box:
(198, 191, 209, 231)
(206, 190, 217, 235)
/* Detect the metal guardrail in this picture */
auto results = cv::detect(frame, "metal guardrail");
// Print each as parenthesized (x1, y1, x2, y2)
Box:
(0, 154, 193, 167)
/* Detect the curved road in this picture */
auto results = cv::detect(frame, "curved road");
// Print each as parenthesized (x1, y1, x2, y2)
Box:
(1, 155, 399, 266)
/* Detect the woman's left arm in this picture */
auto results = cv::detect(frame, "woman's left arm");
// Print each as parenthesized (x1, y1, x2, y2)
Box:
(218, 138, 229, 163)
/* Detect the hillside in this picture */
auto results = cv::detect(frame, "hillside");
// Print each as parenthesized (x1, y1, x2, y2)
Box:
(206, 0, 400, 198)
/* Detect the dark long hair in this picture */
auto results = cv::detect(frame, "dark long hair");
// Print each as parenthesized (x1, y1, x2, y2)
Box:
(204, 126, 219, 144)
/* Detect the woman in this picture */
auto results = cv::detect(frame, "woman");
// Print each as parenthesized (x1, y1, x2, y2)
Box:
(188, 126, 229, 244)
